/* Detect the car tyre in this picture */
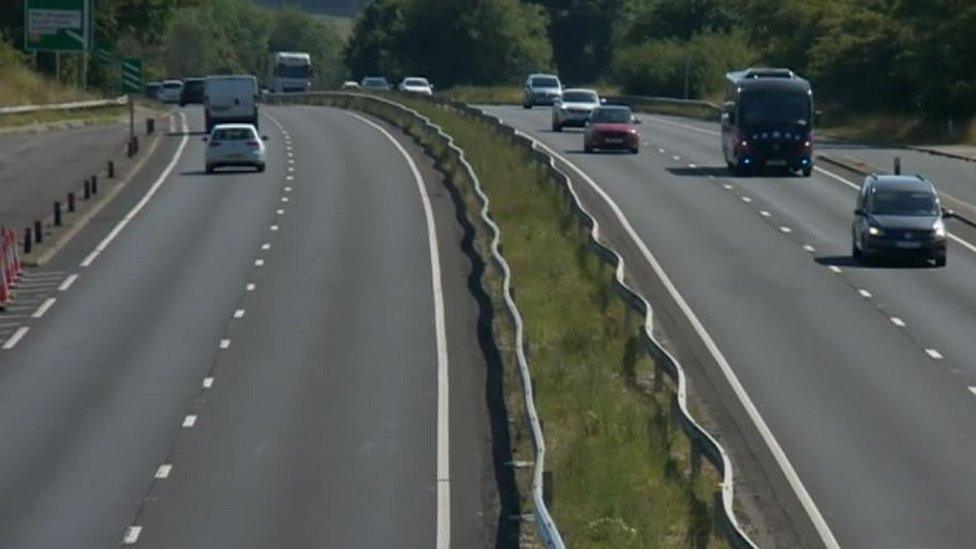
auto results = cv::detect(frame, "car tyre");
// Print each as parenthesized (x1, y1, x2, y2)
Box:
(802, 165, 813, 177)
(630, 147, 639, 155)
(584, 144, 594, 154)
(552, 121, 562, 132)
(852, 240, 862, 260)
(205, 164, 215, 174)
(256, 164, 265, 173)
(523, 102, 531, 110)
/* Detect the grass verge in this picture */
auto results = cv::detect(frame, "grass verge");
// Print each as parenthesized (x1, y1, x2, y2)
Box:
(384, 97, 727, 547)
(819, 111, 976, 145)
(442, 85, 622, 106)
(0, 105, 128, 130)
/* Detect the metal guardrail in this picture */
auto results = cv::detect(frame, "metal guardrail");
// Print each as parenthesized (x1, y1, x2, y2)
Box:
(0, 96, 127, 116)
(449, 101, 758, 548)
(265, 91, 565, 548)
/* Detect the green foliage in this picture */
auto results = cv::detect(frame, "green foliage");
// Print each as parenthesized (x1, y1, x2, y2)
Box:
(614, 30, 756, 99)
(344, 0, 552, 86)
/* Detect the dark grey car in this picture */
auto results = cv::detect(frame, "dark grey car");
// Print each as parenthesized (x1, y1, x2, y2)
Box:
(852, 174, 952, 266)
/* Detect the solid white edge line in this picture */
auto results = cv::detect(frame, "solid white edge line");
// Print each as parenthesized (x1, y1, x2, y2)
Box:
(346, 112, 451, 549)
(2, 327, 29, 350)
(57, 273, 79, 291)
(81, 113, 190, 267)
(30, 298, 56, 318)
(526, 135, 842, 548)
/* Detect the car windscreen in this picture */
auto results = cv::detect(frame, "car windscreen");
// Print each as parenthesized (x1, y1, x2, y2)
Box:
(364, 78, 388, 87)
(276, 65, 310, 78)
(562, 91, 597, 103)
(740, 91, 810, 126)
(590, 108, 632, 123)
(404, 78, 428, 86)
(213, 128, 256, 141)
(870, 189, 939, 216)
(531, 77, 559, 88)
(184, 81, 204, 92)
(163, 83, 182, 89)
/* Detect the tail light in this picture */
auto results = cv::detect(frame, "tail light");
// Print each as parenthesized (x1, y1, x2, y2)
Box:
(737, 134, 750, 152)
(246, 141, 260, 148)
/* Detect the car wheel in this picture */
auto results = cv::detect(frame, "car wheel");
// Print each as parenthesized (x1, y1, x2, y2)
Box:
(630, 147, 639, 155)
(852, 240, 862, 260)
(733, 162, 747, 177)
(256, 164, 265, 173)
(802, 165, 813, 177)
(523, 102, 531, 109)
(205, 164, 214, 174)
(584, 145, 594, 153)
(552, 121, 561, 132)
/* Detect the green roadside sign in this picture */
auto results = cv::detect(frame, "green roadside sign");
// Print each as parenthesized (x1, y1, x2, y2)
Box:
(24, 0, 90, 53)
(121, 58, 142, 93)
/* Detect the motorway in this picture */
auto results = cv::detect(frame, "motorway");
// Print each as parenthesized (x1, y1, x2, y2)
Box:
(0, 106, 497, 547)
(483, 106, 976, 548)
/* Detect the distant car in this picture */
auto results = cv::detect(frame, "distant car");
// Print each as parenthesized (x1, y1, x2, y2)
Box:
(179, 77, 205, 106)
(852, 174, 951, 266)
(144, 82, 162, 99)
(552, 88, 600, 131)
(399, 77, 433, 95)
(360, 76, 391, 91)
(158, 79, 184, 104)
(341, 81, 360, 90)
(584, 106, 640, 154)
(522, 73, 562, 108)
(204, 124, 267, 174)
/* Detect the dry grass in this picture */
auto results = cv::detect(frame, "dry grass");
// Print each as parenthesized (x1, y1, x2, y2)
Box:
(819, 111, 976, 145)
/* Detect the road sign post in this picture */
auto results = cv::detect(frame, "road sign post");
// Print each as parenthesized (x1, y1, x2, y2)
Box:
(121, 59, 142, 149)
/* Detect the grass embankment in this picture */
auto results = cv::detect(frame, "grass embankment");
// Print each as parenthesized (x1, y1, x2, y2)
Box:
(393, 97, 725, 547)
(819, 111, 976, 145)
(0, 105, 128, 130)
(442, 84, 622, 105)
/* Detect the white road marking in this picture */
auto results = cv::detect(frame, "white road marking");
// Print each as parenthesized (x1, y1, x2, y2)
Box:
(30, 298, 56, 318)
(672, 155, 681, 161)
(81, 114, 190, 267)
(829, 265, 842, 274)
(658, 147, 665, 153)
(968, 387, 976, 397)
(284, 186, 292, 192)
(523, 132, 841, 549)
(270, 225, 279, 231)
(203, 377, 214, 389)
(287, 159, 294, 164)
(780, 226, 792, 234)
(182, 415, 197, 427)
(286, 175, 294, 181)
(155, 464, 172, 479)
(858, 289, 872, 298)
(281, 196, 289, 202)
(246, 283, 256, 291)
(723, 184, 733, 190)
(261, 243, 271, 250)
(347, 112, 451, 549)
(254, 259, 264, 267)
(58, 274, 78, 291)
(688, 163, 698, 169)
(122, 526, 142, 545)
(926, 349, 944, 360)
(287, 152, 293, 157)
(276, 209, 285, 215)
(891, 317, 906, 327)
(219, 338, 231, 349)
(741, 196, 752, 203)
(287, 166, 294, 172)
(803, 244, 816, 253)
(2, 327, 29, 350)
(234, 309, 245, 318)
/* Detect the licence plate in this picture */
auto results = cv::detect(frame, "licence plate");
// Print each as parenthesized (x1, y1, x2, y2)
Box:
(895, 241, 921, 249)
(766, 159, 787, 166)
(606, 138, 623, 144)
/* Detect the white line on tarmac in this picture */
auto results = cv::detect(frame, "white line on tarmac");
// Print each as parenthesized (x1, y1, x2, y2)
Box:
(2, 327, 29, 350)
(276, 209, 285, 215)
(155, 464, 172, 479)
(261, 243, 270, 250)
(81, 114, 190, 267)
(760, 210, 771, 217)
(234, 309, 245, 318)
(926, 349, 944, 360)
(346, 112, 451, 549)
(203, 377, 214, 389)
(122, 526, 142, 545)
(219, 338, 231, 349)
(891, 317, 906, 327)
(780, 226, 792, 233)
(803, 244, 816, 253)
(254, 259, 264, 267)
(270, 225, 279, 231)
(741, 196, 752, 203)
(858, 289, 872, 298)
(829, 265, 842, 274)
(968, 387, 976, 397)
(182, 415, 197, 428)
(246, 283, 255, 291)
(58, 274, 78, 291)
(31, 298, 56, 318)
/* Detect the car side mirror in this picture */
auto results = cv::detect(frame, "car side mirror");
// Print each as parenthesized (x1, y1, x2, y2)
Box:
(854, 208, 865, 217)
(633, 117, 642, 124)
(943, 208, 955, 218)
(202, 136, 208, 142)
(261, 135, 269, 141)
(600, 97, 607, 104)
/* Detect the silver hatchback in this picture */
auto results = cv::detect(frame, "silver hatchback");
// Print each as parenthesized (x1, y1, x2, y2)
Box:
(204, 124, 267, 173)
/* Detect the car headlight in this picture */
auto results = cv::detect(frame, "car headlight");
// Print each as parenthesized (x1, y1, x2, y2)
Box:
(868, 226, 884, 236)
(933, 219, 946, 237)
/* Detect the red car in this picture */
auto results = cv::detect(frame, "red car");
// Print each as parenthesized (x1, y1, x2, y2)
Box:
(584, 106, 641, 154)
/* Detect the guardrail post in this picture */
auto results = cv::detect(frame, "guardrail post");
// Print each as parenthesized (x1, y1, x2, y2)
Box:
(653, 359, 664, 393)
(91, 174, 98, 195)
(54, 201, 62, 227)
(33, 221, 42, 244)
(84, 178, 91, 200)
(543, 470, 554, 508)
(894, 157, 901, 175)
(713, 491, 725, 540)
(690, 439, 702, 479)
(23, 228, 31, 255)
(68, 192, 75, 212)
(107, 160, 114, 178)
(146, 118, 154, 135)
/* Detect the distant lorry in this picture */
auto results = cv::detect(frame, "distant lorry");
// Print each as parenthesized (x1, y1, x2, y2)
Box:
(204, 75, 259, 132)
(267, 52, 313, 93)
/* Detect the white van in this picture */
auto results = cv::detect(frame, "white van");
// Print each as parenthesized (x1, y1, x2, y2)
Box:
(204, 75, 259, 132)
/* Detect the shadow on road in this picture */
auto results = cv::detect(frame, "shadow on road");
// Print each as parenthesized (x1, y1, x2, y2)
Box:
(815, 255, 935, 270)
(179, 169, 260, 176)
(667, 166, 730, 177)
(167, 130, 208, 137)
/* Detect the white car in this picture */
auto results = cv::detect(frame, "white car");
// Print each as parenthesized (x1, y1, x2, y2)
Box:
(522, 73, 562, 108)
(360, 76, 391, 90)
(204, 124, 267, 173)
(552, 88, 601, 131)
(398, 77, 433, 95)
(340, 81, 360, 90)
(158, 79, 184, 103)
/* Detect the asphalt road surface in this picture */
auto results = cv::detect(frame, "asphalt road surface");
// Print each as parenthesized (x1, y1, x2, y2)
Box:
(483, 105, 976, 548)
(0, 105, 495, 548)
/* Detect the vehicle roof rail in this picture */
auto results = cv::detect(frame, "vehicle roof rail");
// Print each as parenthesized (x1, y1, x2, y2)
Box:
(743, 67, 795, 79)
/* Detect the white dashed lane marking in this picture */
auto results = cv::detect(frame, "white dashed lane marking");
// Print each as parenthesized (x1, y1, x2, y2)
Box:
(254, 259, 265, 267)
(155, 464, 172, 479)
(969, 387, 976, 397)
(270, 225, 279, 231)
(261, 243, 271, 250)
(760, 210, 771, 217)
(891, 317, 906, 327)
(741, 196, 752, 203)
(2, 327, 29, 350)
(276, 209, 285, 215)
(858, 289, 872, 298)
(203, 377, 214, 389)
(234, 309, 246, 318)
(182, 415, 197, 428)
(30, 298, 56, 318)
(926, 349, 944, 360)
(803, 244, 816, 253)
(122, 526, 142, 545)
(219, 338, 231, 349)
(723, 184, 733, 190)
(58, 274, 78, 291)
(246, 283, 256, 291)
(779, 226, 792, 234)
(828, 266, 842, 274)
